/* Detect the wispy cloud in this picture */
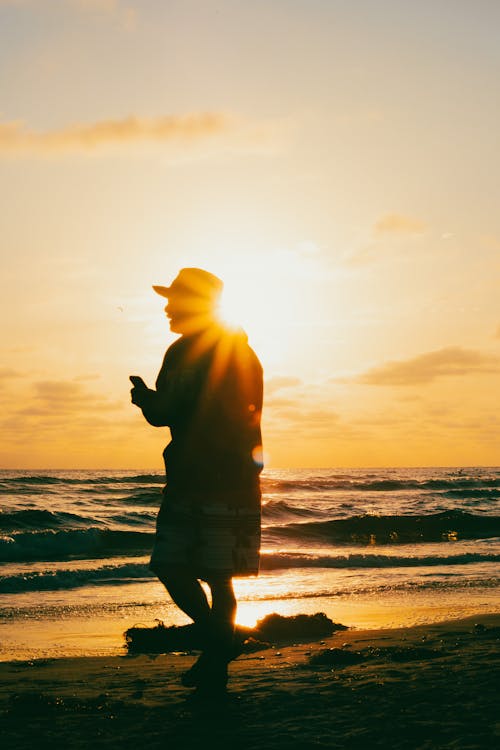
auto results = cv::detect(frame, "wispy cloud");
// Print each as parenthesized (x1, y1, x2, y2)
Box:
(353, 347, 500, 386)
(346, 212, 427, 264)
(264, 377, 340, 439)
(265, 376, 302, 396)
(1, 0, 130, 8)
(71, 0, 137, 29)
(3, 379, 121, 420)
(0, 368, 24, 395)
(0, 367, 22, 380)
(0, 375, 127, 464)
(69, 0, 127, 11)
(0, 113, 234, 154)
(0, 0, 137, 28)
(27, 379, 122, 414)
(374, 213, 426, 235)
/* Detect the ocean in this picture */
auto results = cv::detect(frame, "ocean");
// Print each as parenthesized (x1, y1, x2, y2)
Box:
(1, 467, 499, 660)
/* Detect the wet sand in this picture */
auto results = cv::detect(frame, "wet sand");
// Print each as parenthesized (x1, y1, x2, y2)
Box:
(1, 614, 498, 749)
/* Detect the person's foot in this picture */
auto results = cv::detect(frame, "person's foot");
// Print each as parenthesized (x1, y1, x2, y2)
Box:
(181, 652, 209, 688)
(195, 661, 228, 695)
(181, 631, 246, 688)
(181, 652, 228, 691)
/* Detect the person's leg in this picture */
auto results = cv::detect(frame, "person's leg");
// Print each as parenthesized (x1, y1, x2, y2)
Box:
(155, 569, 237, 692)
(208, 578, 236, 629)
(183, 576, 235, 693)
(156, 567, 211, 628)
(204, 576, 237, 662)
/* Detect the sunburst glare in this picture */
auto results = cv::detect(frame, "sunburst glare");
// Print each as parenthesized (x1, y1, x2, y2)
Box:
(214, 246, 322, 366)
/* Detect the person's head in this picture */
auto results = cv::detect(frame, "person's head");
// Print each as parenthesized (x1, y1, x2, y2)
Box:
(153, 268, 223, 335)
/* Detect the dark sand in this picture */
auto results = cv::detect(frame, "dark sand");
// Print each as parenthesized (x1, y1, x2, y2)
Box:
(1, 614, 498, 750)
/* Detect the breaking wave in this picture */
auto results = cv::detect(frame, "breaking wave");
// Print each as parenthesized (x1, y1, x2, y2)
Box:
(1, 552, 499, 594)
(0, 528, 154, 562)
(268, 511, 500, 544)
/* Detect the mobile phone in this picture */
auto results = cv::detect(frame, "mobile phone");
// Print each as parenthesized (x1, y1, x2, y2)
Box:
(129, 375, 147, 388)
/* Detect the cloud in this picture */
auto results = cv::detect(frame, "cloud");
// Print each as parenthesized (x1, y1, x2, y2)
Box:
(266, 400, 340, 440)
(0, 372, 153, 471)
(34, 380, 86, 406)
(0, 0, 137, 28)
(353, 347, 500, 386)
(70, 0, 126, 11)
(73, 0, 137, 30)
(0, 0, 123, 6)
(374, 213, 426, 235)
(73, 373, 101, 382)
(0, 367, 22, 380)
(0, 368, 24, 391)
(0, 376, 128, 461)
(39, 379, 120, 409)
(263, 377, 341, 439)
(264, 376, 302, 396)
(11, 379, 123, 416)
(346, 212, 428, 264)
(0, 113, 235, 154)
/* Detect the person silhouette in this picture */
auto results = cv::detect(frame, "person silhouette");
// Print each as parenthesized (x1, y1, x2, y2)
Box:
(130, 268, 263, 695)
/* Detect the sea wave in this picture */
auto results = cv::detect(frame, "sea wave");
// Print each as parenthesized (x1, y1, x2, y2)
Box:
(442, 489, 500, 499)
(240, 575, 500, 601)
(0, 474, 164, 488)
(0, 562, 152, 594)
(262, 476, 500, 493)
(0, 509, 95, 532)
(268, 511, 500, 544)
(1, 551, 499, 595)
(117, 490, 162, 505)
(262, 500, 324, 522)
(260, 551, 500, 571)
(1, 471, 499, 494)
(0, 528, 154, 562)
(0, 510, 498, 563)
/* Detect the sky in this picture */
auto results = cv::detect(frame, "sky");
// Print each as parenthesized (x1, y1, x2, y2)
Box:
(1, 0, 499, 469)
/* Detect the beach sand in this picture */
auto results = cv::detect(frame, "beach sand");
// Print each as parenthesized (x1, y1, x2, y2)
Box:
(1, 614, 498, 750)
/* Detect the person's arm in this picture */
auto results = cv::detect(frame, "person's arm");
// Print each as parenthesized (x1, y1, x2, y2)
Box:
(130, 381, 171, 427)
(130, 344, 200, 428)
(129, 352, 176, 427)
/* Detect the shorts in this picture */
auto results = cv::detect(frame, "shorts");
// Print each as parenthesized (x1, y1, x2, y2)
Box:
(149, 492, 261, 579)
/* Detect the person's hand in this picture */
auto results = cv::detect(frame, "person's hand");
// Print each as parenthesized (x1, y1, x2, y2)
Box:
(130, 385, 146, 406)
(129, 375, 149, 407)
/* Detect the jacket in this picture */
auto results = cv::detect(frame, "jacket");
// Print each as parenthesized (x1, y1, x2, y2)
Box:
(139, 324, 263, 504)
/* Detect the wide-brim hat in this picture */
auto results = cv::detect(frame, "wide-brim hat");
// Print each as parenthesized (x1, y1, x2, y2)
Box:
(153, 267, 223, 300)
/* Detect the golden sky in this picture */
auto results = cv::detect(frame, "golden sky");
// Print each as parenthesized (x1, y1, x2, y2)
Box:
(1, 0, 499, 469)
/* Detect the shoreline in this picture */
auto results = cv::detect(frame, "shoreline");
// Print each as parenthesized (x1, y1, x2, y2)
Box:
(1, 583, 498, 663)
(2, 585, 498, 663)
(1, 613, 498, 749)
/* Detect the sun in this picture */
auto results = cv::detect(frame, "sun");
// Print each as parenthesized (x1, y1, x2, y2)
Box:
(215, 251, 305, 366)
(218, 279, 263, 332)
